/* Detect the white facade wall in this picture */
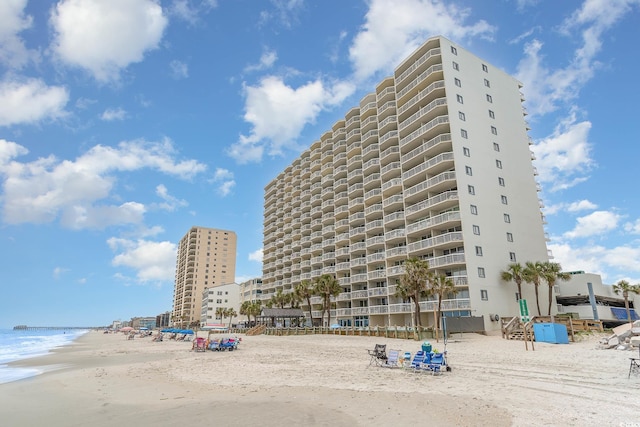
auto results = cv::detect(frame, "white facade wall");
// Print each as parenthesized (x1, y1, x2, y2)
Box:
(262, 36, 549, 331)
(239, 277, 263, 304)
(200, 282, 241, 327)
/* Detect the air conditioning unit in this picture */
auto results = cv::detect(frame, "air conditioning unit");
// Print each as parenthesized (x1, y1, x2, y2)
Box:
(489, 314, 500, 322)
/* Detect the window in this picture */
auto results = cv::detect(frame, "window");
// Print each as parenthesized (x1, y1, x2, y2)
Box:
(475, 246, 483, 256)
(468, 185, 475, 195)
(461, 129, 468, 138)
(493, 142, 500, 151)
(504, 213, 511, 223)
(486, 94, 493, 103)
(498, 177, 505, 186)
(465, 166, 473, 176)
(459, 111, 466, 121)
(484, 78, 491, 87)
(454, 77, 461, 87)
(501, 195, 508, 205)
(478, 267, 486, 278)
(482, 64, 488, 72)
(491, 126, 498, 135)
(470, 204, 478, 215)
(216, 299, 222, 304)
(489, 110, 495, 119)
(457, 94, 464, 104)
(481, 289, 488, 300)
(496, 159, 503, 169)
(473, 225, 480, 235)
(453, 61, 459, 70)
(451, 46, 457, 55)
(463, 147, 470, 157)
(509, 252, 517, 262)
(506, 232, 513, 242)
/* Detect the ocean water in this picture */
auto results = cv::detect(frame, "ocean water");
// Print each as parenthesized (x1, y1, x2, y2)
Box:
(0, 328, 88, 384)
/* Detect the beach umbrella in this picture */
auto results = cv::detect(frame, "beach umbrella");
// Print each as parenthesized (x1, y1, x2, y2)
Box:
(140, 327, 149, 331)
(160, 328, 173, 333)
(181, 329, 194, 334)
(119, 326, 133, 332)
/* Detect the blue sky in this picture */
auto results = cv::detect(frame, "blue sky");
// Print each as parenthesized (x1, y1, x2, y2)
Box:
(1, 0, 639, 328)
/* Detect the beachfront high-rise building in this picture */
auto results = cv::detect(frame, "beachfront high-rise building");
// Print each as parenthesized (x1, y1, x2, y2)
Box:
(262, 36, 549, 331)
(172, 226, 237, 327)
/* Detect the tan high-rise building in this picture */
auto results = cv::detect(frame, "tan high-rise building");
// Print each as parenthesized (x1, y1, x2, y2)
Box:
(262, 36, 550, 332)
(172, 226, 237, 327)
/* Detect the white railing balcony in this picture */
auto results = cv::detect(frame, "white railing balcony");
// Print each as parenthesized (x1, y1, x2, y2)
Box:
(406, 211, 461, 235)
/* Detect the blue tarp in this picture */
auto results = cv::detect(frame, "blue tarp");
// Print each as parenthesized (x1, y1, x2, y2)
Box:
(611, 307, 639, 321)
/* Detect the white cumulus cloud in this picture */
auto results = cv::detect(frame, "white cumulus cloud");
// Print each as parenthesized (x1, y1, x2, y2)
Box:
(349, 0, 495, 82)
(108, 237, 177, 282)
(0, 78, 69, 126)
(50, 0, 168, 82)
(100, 107, 127, 121)
(0, 0, 38, 68)
(249, 248, 263, 263)
(532, 111, 594, 192)
(563, 210, 621, 239)
(229, 76, 354, 164)
(0, 138, 206, 228)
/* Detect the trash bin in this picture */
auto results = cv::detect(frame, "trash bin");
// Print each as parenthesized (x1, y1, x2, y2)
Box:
(422, 341, 432, 353)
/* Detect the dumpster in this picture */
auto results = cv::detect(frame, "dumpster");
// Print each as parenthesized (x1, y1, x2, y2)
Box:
(533, 323, 569, 344)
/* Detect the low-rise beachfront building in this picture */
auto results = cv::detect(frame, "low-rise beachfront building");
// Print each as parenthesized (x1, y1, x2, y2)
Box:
(172, 226, 237, 327)
(556, 271, 639, 325)
(131, 317, 156, 330)
(239, 277, 263, 304)
(200, 282, 241, 328)
(261, 36, 550, 332)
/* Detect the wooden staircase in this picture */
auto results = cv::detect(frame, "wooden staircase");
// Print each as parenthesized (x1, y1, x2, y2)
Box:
(246, 324, 266, 336)
(501, 316, 535, 341)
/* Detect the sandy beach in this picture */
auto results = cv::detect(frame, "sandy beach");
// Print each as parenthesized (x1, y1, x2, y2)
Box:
(1, 330, 639, 426)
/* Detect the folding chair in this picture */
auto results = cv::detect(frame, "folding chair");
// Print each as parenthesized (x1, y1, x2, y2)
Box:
(367, 344, 387, 366)
(630, 347, 640, 379)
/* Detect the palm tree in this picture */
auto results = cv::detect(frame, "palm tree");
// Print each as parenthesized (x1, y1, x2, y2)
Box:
(248, 300, 262, 325)
(501, 262, 526, 301)
(613, 280, 640, 323)
(431, 274, 456, 340)
(270, 289, 290, 309)
(540, 261, 571, 315)
(239, 301, 252, 325)
(225, 308, 237, 329)
(313, 274, 341, 326)
(394, 257, 433, 329)
(215, 307, 226, 323)
(523, 261, 544, 316)
(294, 280, 315, 326)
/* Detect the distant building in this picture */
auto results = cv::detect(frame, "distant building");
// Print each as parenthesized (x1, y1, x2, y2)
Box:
(172, 226, 237, 327)
(131, 317, 156, 329)
(156, 311, 171, 328)
(200, 282, 240, 328)
(261, 36, 549, 331)
(556, 271, 639, 325)
(239, 277, 263, 304)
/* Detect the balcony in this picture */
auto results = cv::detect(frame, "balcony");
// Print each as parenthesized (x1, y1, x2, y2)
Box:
(406, 211, 461, 236)
(407, 231, 463, 253)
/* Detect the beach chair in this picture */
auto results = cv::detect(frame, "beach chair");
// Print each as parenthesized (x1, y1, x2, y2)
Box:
(208, 339, 221, 351)
(367, 344, 387, 366)
(193, 337, 207, 352)
(381, 349, 400, 368)
(425, 352, 446, 374)
(629, 347, 640, 378)
(409, 350, 427, 372)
